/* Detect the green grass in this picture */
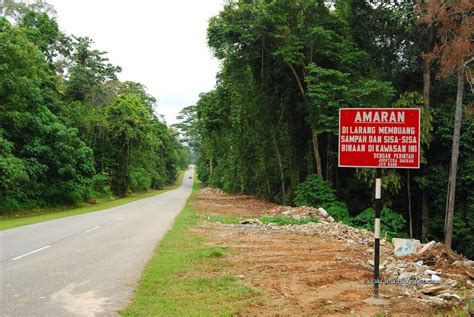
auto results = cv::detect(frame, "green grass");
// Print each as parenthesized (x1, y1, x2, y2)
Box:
(122, 179, 259, 317)
(0, 171, 185, 231)
(202, 214, 242, 224)
(259, 215, 319, 226)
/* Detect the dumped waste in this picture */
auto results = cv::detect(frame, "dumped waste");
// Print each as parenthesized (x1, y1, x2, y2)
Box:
(236, 203, 474, 308)
(198, 187, 474, 314)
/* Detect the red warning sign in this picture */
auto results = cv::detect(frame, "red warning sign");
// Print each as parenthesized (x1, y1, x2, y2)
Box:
(338, 108, 420, 168)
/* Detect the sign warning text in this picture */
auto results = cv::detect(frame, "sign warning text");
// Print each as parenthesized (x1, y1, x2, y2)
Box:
(338, 108, 420, 168)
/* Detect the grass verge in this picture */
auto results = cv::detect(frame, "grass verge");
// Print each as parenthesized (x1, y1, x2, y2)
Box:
(122, 179, 259, 316)
(0, 170, 185, 231)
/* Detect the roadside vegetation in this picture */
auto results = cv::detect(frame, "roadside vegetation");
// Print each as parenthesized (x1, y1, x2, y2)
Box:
(0, 170, 185, 231)
(174, 0, 474, 258)
(0, 3, 190, 215)
(122, 180, 259, 316)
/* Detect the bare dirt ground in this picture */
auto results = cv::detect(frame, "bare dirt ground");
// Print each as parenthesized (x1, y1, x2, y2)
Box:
(192, 189, 473, 316)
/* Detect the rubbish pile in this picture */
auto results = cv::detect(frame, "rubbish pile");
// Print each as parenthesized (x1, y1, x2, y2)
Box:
(259, 206, 375, 245)
(238, 205, 474, 308)
(377, 242, 474, 307)
(265, 205, 336, 222)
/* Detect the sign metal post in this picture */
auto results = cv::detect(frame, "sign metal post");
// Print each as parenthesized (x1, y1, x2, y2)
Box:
(374, 168, 382, 297)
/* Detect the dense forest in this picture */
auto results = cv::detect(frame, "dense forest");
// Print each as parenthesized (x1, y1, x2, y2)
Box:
(175, 0, 473, 258)
(0, 2, 189, 212)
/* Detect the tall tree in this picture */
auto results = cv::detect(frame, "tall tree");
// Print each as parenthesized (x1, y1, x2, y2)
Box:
(0, 17, 95, 209)
(417, 0, 473, 248)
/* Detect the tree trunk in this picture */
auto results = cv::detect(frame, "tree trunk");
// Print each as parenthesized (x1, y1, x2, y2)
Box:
(420, 60, 430, 240)
(272, 134, 286, 198)
(266, 176, 272, 199)
(326, 135, 330, 181)
(261, 155, 272, 199)
(444, 67, 464, 248)
(311, 127, 323, 177)
(261, 35, 265, 88)
(287, 62, 306, 100)
(210, 157, 213, 176)
(326, 134, 335, 184)
(422, 27, 433, 108)
(421, 27, 433, 241)
(285, 61, 323, 178)
(423, 60, 431, 108)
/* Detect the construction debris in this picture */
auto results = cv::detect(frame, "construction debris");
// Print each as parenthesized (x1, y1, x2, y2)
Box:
(417, 240, 436, 255)
(240, 218, 263, 225)
(197, 190, 474, 314)
(201, 197, 473, 308)
(241, 204, 474, 306)
(363, 298, 390, 306)
(392, 238, 421, 257)
(420, 284, 448, 295)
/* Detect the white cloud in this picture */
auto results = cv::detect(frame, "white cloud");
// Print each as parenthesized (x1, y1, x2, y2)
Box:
(47, 0, 223, 124)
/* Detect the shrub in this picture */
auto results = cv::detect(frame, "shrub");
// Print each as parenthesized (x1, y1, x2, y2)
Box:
(91, 171, 111, 195)
(352, 207, 407, 240)
(294, 174, 350, 223)
(129, 168, 152, 192)
(150, 171, 166, 190)
(326, 202, 351, 225)
(294, 174, 337, 207)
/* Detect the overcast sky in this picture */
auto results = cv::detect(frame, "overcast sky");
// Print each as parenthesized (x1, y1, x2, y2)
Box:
(47, 0, 223, 124)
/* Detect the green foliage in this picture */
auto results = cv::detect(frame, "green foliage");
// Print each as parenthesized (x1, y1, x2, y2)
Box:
(419, 100, 474, 258)
(294, 174, 338, 208)
(259, 215, 319, 226)
(0, 7, 188, 213)
(129, 168, 152, 193)
(19, 11, 60, 64)
(306, 64, 350, 134)
(0, 131, 29, 191)
(182, 0, 474, 258)
(352, 208, 407, 240)
(395, 92, 433, 163)
(91, 171, 111, 196)
(349, 80, 396, 107)
(356, 169, 402, 196)
(326, 202, 351, 225)
(293, 175, 350, 223)
(65, 36, 122, 103)
(0, 19, 95, 210)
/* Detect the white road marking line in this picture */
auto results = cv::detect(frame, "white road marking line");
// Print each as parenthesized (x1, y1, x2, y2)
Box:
(12, 246, 50, 261)
(84, 226, 101, 233)
(114, 217, 125, 222)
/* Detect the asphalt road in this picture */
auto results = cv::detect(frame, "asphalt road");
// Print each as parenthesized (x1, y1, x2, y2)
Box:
(0, 166, 195, 316)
